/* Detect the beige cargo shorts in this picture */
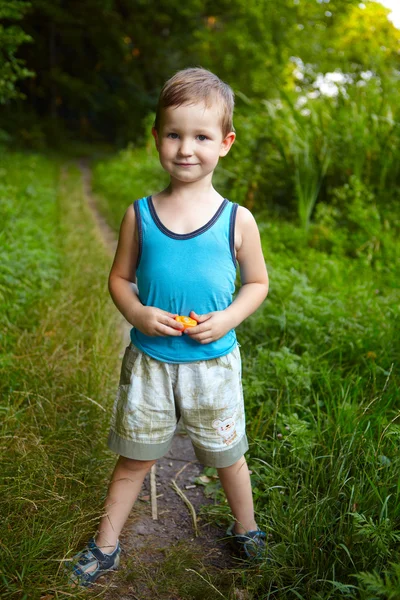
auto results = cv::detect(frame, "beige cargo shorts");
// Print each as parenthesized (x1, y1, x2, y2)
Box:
(107, 343, 248, 468)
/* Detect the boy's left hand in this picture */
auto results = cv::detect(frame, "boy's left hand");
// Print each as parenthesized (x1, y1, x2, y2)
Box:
(184, 310, 234, 344)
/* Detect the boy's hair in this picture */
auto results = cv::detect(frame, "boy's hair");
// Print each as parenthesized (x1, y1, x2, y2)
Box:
(154, 67, 235, 137)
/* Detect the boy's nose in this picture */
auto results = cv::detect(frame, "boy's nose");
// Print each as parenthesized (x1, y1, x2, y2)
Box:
(178, 138, 193, 156)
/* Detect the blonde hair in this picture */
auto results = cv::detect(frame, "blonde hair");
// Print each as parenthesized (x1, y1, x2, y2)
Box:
(154, 67, 235, 136)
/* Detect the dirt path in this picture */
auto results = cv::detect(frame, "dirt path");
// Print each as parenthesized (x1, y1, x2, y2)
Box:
(78, 161, 237, 599)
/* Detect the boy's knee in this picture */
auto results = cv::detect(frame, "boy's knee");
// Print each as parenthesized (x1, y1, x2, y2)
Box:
(118, 456, 156, 473)
(217, 456, 247, 474)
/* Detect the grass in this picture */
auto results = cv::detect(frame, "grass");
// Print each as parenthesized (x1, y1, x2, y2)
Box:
(0, 156, 121, 599)
(116, 543, 238, 600)
(215, 74, 400, 232)
(0, 154, 60, 342)
(232, 217, 400, 598)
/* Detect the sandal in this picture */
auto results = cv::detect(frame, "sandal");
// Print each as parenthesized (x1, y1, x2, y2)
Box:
(66, 538, 121, 587)
(226, 522, 267, 561)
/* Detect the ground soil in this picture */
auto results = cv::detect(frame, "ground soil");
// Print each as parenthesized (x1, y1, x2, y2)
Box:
(78, 162, 239, 599)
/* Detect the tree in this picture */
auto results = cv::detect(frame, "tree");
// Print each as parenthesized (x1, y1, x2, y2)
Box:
(14, 0, 207, 142)
(0, 0, 33, 104)
(333, 1, 400, 75)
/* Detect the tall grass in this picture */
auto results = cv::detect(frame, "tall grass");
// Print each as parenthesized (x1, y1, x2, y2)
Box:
(0, 154, 60, 342)
(234, 216, 400, 599)
(219, 74, 400, 229)
(0, 157, 121, 599)
(293, 137, 331, 231)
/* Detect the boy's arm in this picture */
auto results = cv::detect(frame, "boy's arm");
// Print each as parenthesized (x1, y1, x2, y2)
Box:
(108, 205, 184, 337)
(186, 206, 269, 344)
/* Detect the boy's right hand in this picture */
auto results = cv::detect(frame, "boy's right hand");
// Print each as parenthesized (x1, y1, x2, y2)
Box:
(132, 305, 184, 337)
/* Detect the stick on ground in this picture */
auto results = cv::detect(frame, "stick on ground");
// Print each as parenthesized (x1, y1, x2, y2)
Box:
(171, 479, 199, 537)
(150, 464, 158, 520)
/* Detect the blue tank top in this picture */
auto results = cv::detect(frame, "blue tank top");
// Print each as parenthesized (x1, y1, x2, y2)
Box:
(130, 196, 238, 363)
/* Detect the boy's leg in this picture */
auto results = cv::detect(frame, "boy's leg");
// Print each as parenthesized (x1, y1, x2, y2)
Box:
(67, 456, 155, 584)
(101, 344, 177, 552)
(217, 455, 257, 534)
(95, 456, 156, 552)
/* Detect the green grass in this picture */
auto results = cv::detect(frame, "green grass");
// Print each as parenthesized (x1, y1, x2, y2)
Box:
(0, 154, 60, 343)
(116, 542, 239, 600)
(229, 216, 399, 599)
(0, 156, 121, 599)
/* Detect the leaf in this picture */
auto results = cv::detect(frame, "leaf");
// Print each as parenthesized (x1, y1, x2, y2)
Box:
(195, 475, 211, 485)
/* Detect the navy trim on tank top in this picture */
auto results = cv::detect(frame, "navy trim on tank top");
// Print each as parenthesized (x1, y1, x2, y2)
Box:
(229, 203, 239, 268)
(133, 200, 143, 268)
(147, 196, 229, 240)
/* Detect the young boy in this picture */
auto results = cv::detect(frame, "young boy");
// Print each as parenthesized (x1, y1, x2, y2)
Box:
(68, 67, 269, 587)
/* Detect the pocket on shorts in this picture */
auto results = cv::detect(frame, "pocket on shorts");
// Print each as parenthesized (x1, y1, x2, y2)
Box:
(119, 344, 137, 386)
(211, 346, 242, 379)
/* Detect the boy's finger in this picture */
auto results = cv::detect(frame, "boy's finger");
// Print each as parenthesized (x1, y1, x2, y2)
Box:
(165, 311, 179, 318)
(167, 317, 184, 330)
(190, 330, 210, 341)
(184, 323, 208, 336)
(161, 324, 183, 336)
(190, 310, 210, 323)
(188, 333, 213, 344)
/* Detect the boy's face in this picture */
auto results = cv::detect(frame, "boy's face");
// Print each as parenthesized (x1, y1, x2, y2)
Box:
(152, 102, 235, 184)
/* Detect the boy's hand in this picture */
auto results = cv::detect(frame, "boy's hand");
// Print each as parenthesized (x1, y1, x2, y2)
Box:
(133, 306, 184, 337)
(184, 310, 234, 344)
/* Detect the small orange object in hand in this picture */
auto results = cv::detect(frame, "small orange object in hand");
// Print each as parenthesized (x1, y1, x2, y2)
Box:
(175, 315, 197, 329)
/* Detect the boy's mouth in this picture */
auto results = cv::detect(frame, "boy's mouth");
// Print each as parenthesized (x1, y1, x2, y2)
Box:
(175, 162, 198, 167)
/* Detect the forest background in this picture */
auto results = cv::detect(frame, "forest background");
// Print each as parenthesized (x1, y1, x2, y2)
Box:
(1, 0, 400, 599)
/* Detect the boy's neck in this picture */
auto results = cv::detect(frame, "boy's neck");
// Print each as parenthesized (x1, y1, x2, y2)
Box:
(163, 176, 221, 205)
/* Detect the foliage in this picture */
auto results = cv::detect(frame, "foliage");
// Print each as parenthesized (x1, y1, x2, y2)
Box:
(333, 2, 400, 76)
(190, 0, 362, 99)
(313, 175, 399, 267)
(356, 563, 400, 599)
(236, 217, 399, 599)
(0, 0, 33, 104)
(293, 129, 331, 231)
(0, 0, 366, 144)
(7, 0, 208, 143)
(217, 70, 400, 228)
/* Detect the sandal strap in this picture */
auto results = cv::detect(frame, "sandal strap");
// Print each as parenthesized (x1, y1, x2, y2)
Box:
(236, 530, 266, 542)
(226, 523, 266, 560)
(227, 523, 266, 540)
(72, 547, 98, 568)
(87, 538, 109, 561)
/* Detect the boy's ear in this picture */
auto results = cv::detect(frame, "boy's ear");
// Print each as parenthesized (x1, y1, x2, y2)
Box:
(219, 131, 236, 157)
(152, 127, 159, 151)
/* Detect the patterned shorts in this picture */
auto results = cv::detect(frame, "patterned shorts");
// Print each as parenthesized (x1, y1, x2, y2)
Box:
(107, 343, 248, 468)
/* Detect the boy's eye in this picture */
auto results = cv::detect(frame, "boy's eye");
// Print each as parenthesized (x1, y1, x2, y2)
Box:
(197, 135, 208, 141)
(167, 133, 179, 139)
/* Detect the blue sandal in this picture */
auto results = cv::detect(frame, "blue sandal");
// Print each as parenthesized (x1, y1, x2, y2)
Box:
(66, 538, 121, 587)
(226, 523, 267, 561)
